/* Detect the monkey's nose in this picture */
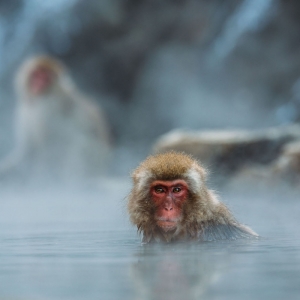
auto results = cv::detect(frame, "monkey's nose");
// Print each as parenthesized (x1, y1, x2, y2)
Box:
(164, 196, 174, 211)
(164, 205, 173, 211)
(165, 206, 173, 211)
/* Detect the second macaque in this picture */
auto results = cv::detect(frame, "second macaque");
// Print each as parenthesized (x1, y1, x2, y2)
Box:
(128, 151, 258, 243)
(0, 55, 111, 182)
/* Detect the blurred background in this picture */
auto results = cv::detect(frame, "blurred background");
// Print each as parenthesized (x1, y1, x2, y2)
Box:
(1, 0, 300, 176)
(0, 1, 300, 300)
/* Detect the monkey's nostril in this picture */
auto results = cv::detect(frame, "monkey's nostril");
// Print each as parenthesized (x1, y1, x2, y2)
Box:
(164, 207, 173, 211)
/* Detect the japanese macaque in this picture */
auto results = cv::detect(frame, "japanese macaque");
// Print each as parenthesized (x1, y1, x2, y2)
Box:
(0, 55, 111, 182)
(128, 152, 258, 243)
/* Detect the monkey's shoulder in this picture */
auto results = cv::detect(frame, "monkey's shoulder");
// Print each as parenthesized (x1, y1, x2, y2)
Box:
(198, 220, 258, 242)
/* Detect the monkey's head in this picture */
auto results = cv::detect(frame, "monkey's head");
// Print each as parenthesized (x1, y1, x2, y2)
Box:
(16, 55, 67, 99)
(128, 151, 216, 242)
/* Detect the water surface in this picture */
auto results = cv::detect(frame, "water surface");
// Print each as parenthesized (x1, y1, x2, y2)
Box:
(0, 178, 299, 300)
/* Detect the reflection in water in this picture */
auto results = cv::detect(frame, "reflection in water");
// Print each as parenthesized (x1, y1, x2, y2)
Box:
(0, 180, 299, 299)
(130, 244, 226, 300)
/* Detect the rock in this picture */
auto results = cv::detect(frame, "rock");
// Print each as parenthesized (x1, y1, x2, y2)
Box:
(271, 140, 300, 182)
(153, 125, 300, 177)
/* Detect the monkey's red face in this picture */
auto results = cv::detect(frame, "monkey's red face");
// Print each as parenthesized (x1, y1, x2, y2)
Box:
(29, 66, 54, 95)
(150, 180, 189, 232)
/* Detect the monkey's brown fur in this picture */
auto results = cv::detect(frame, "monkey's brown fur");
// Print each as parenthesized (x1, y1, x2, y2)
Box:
(128, 151, 258, 243)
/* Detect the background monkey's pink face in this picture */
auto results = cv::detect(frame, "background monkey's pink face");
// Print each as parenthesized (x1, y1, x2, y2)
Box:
(29, 66, 55, 95)
(150, 179, 189, 231)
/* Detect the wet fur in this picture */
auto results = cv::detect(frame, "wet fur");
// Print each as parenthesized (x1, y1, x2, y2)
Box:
(128, 151, 258, 243)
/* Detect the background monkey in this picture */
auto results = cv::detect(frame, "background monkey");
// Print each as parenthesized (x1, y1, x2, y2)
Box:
(0, 55, 112, 182)
(128, 151, 258, 243)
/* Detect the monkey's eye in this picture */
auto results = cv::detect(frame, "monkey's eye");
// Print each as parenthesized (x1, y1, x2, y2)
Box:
(173, 187, 182, 193)
(154, 187, 165, 194)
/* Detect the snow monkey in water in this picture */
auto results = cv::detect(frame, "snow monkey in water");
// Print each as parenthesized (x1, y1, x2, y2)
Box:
(128, 151, 258, 243)
(0, 55, 111, 182)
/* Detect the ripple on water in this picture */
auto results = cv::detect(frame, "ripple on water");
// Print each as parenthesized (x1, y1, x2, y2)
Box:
(0, 184, 300, 300)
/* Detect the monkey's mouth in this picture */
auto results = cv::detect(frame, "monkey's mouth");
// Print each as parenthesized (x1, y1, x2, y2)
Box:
(156, 220, 178, 231)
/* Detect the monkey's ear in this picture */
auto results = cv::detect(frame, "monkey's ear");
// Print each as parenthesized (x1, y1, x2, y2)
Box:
(184, 162, 207, 193)
(132, 169, 152, 191)
(199, 221, 258, 242)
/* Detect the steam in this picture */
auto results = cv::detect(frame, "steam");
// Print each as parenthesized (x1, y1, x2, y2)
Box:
(0, 0, 78, 77)
(209, 0, 274, 63)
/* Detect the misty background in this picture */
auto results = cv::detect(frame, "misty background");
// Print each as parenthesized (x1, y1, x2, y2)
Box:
(1, 0, 300, 174)
(0, 1, 300, 300)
